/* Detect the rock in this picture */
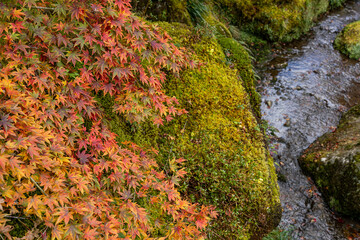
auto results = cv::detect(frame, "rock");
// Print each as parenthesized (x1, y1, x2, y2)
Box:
(299, 105, 360, 219)
(284, 118, 291, 127)
(334, 20, 360, 60)
(265, 100, 273, 108)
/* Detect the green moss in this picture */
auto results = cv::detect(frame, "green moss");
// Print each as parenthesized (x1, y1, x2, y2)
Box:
(160, 22, 281, 238)
(216, 0, 340, 42)
(334, 21, 360, 60)
(217, 37, 261, 118)
(2, 212, 44, 239)
(132, 0, 192, 25)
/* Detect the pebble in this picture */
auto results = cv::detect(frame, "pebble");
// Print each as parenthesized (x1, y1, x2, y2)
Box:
(284, 118, 291, 127)
(265, 100, 273, 108)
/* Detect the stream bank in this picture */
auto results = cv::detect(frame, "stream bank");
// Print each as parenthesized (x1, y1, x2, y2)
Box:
(258, 0, 360, 239)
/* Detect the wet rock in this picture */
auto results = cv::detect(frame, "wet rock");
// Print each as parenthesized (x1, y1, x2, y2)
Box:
(299, 105, 360, 219)
(265, 100, 273, 108)
(275, 62, 288, 69)
(284, 118, 291, 127)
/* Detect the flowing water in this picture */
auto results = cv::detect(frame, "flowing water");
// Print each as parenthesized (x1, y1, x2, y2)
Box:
(258, 1, 360, 239)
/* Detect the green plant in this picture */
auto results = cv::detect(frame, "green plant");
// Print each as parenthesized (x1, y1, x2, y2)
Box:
(262, 227, 293, 240)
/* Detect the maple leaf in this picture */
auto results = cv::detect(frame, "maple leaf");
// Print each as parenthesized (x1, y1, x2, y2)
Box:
(67, 51, 81, 66)
(56, 208, 73, 225)
(65, 224, 82, 239)
(0, 114, 13, 132)
(195, 218, 207, 229)
(153, 116, 163, 127)
(0, 224, 12, 239)
(8, 156, 22, 169)
(51, 225, 63, 240)
(77, 150, 91, 164)
(11, 9, 25, 18)
(0, 154, 9, 170)
(73, 35, 86, 49)
(83, 227, 99, 239)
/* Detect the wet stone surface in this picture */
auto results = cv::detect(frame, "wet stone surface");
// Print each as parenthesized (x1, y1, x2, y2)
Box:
(257, 1, 360, 239)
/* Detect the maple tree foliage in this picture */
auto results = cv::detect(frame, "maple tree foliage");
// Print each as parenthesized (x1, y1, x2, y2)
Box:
(0, 0, 216, 239)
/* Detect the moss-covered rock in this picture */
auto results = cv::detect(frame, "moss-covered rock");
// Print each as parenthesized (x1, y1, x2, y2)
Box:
(218, 0, 346, 42)
(217, 37, 261, 118)
(99, 22, 281, 239)
(334, 20, 360, 60)
(299, 105, 360, 218)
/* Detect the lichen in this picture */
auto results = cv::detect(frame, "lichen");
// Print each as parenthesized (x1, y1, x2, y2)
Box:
(334, 20, 360, 60)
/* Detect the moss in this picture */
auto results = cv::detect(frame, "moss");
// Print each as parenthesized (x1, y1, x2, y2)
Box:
(3, 212, 44, 239)
(132, 0, 192, 25)
(161, 24, 280, 238)
(216, 0, 339, 42)
(217, 37, 261, 118)
(334, 20, 360, 60)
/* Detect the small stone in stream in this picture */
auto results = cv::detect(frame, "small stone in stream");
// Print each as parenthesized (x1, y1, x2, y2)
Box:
(275, 62, 288, 69)
(265, 100, 273, 108)
(284, 118, 291, 127)
(294, 86, 303, 90)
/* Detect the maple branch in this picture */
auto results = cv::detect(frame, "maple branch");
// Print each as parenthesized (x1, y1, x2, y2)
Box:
(32, 6, 55, 11)
(5, 215, 28, 220)
(30, 177, 48, 197)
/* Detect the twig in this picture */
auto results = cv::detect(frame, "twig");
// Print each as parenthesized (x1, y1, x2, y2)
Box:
(181, 120, 187, 136)
(5, 215, 27, 220)
(32, 5, 55, 11)
(30, 177, 48, 196)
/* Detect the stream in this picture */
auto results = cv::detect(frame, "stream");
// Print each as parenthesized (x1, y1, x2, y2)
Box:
(258, 1, 360, 239)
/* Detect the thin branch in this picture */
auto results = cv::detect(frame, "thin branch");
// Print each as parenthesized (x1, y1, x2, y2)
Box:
(30, 176, 48, 196)
(5, 215, 27, 220)
(32, 5, 55, 11)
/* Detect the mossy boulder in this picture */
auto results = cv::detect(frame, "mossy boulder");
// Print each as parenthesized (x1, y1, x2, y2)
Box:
(299, 105, 360, 218)
(99, 22, 281, 239)
(218, 0, 345, 42)
(334, 20, 360, 60)
(217, 37, 261, 118)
